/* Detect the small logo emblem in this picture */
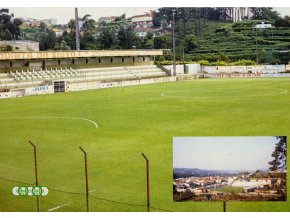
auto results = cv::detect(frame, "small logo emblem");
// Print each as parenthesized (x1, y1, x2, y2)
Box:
(12, 186, 48, 196)
(18, 187, 28, 196)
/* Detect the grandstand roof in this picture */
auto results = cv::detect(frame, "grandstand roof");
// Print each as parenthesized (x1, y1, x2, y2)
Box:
(0, 50, 166, 60)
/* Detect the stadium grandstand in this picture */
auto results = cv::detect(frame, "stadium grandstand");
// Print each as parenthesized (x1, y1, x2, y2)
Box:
(0, 50, 174, 98)
(1, 50, 290, 99)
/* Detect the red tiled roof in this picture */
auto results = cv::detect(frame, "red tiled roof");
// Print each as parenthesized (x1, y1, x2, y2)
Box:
(134, 27, 154, 32)
(131, 14, 152, 19)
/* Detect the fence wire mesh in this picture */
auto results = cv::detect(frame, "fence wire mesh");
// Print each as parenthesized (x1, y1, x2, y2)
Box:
(0, 176, 173, 212)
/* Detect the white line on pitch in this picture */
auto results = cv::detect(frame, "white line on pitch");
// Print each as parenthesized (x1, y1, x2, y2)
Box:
(89, 190, 96, 193)
(47, 202, 72, 212)
(0, 116, 99, 128)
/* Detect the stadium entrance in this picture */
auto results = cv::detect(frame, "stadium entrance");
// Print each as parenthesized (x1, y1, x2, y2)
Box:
(54, 81, 65, 93)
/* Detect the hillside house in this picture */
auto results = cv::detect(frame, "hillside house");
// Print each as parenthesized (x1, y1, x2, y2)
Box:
(254, 22, 273, 29)
(98, 16, 117, 24)
(131, 13, 153, 29)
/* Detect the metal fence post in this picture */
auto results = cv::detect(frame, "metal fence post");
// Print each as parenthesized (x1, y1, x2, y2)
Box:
(79, 146, 89, 212)
(29, 140, 40, 212)
(223, 201, 226, 212)
(141, 153, 150, 212)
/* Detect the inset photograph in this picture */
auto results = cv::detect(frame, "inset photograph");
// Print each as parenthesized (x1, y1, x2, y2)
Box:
(173, 136, 286, 201)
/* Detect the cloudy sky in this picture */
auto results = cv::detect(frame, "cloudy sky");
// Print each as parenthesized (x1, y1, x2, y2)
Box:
(3, 0, 290, 24)
(8, 8, 158, 24)
(173, 137, 278, 171)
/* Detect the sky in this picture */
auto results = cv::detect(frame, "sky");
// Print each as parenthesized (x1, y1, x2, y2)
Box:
(6, 7, 290, 25)
(8, 7, 159, 25)
(173, 136, 278, 171)
(3, 0, 290, 25)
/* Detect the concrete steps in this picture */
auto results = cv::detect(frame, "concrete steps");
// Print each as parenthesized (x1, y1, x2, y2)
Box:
(0, 65, 169, 89)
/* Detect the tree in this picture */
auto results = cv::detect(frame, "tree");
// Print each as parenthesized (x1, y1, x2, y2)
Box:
(98, 27, 116, 49)
(117, 26, 137, 49)
(114, 14, 126, 22)
(68, 19, 76, 32)
(137, 32, 154, 49)
(152, 11, 161, 28)
(153, 35, 170, 49)
(156, 7, 176, 25)
(274, 17, 290, 27)
(39, 29, 57, 50)
(82, 14, 97, 32)
(62, 29, 76, 50)
(184, 34, 197, 52)
(251, 8, 280, 21)
(8, 18, 22, 39)
(80, 31, 98, 50)
(0, 8, 22, 40)
(1, 44, 13, 51)
(54, 40, 70, 50)
(176, 8, 192, 36)
(146, 32, 154, 40)
(60, 19, 79, 50)
(217, 53, 229, 63)
(269, 136, 287, 171)
(39, 22, 47, 32)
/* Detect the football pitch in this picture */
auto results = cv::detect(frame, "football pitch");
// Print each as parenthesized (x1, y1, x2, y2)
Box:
(0, 77, 290, 212)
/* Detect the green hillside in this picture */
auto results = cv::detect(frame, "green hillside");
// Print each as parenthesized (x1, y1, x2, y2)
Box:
(152, 7, 290, 65)
(187, 20, 290, 64)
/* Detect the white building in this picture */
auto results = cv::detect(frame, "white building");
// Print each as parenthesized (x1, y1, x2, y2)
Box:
(230, 178, 271, 187)
(0, 40, 39, 51)
(131, 13, 153, 28)
(134, 27, 154, 37)
(254, 22, 273, 29)
(53, 29, 63, 37)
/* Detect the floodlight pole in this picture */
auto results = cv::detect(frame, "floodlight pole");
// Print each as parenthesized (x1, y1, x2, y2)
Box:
(79, 146, 89, 212)
(29, 140, 40, 212)
(75, 8, 81, 51)
(142, 153, 150, 212)
(172, 8, 177, 77)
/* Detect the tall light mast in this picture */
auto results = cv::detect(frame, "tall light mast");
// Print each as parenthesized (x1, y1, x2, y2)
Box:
(172, 9, 176, 77)
(75, 8, 80, 50)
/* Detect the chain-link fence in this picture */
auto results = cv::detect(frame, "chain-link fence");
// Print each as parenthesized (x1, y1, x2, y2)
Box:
(0, 139, 178, 213)
(0, 176, 173, 212)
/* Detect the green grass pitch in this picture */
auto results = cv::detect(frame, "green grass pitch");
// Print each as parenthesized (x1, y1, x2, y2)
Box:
(0, 77, 290, 212)
(212, 186, 244, 194)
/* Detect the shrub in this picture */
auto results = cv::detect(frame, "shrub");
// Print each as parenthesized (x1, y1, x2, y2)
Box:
(231, 59, 256, 66)
(197, 60, 210, 65)
(214, 61, 229, 66)
(3, 45, 13, 51)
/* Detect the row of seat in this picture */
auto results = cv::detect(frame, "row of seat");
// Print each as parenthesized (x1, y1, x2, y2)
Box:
(1, 65, 169, 87)
(9, 68, 79, 82)
(77, 65, 161, 73)
(79, 65, 167, 77)
(80, 71, 168, 81)
(0, 73, 14, 84)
